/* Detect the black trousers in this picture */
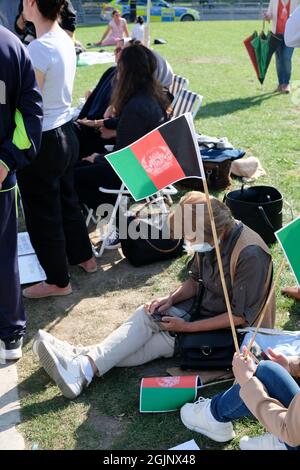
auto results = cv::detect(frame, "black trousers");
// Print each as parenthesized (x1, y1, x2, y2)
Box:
(74, 157, 121, 211)
(17, 121, 92, 288)
(0, 173, 26, 341)
(73, 121, 115, 159)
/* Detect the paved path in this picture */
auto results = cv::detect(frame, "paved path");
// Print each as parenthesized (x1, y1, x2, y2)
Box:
(0, 362, 25, 450)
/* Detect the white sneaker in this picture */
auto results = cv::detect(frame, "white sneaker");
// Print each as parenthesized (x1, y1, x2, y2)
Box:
(32, 330, 87, 358)
(104, 230, 121, 250)
(35, 339, 89, 399)
(0, 337, 23, 361)
(180, 397, 235, 442)
(240, 433, 287, 450)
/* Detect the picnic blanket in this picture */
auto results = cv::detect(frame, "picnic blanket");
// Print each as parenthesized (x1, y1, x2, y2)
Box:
(77, 51, 115, 67)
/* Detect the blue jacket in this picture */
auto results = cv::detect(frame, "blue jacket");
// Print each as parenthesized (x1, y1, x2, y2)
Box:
(0, 26, 43, 186)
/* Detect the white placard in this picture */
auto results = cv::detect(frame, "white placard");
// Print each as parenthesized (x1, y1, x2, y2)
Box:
(18, 254, 46, 285)
(18, 232, 35, 257)
(169, 439, 200, 451)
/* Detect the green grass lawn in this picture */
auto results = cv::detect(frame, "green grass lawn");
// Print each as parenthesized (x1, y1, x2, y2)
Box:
(17, 20, 300, 450)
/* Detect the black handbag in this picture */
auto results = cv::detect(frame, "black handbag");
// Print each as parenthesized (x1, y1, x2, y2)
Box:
(179, 329, 246, 370)
(120, 215, 184, 267)
(224, 185, 283, 245)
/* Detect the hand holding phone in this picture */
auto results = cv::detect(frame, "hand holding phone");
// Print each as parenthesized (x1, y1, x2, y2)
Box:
(151, 309, 170, 322)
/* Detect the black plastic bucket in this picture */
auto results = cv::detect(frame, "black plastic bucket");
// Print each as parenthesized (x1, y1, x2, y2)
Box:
(224, 186, 283, 245)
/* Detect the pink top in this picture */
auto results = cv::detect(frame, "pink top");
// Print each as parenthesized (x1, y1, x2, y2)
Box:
(108, 18, 127, 41)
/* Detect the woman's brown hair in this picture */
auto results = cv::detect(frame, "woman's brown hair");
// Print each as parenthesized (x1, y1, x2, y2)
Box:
(110, 44, 169, 116)
(169, 191, 235, 242)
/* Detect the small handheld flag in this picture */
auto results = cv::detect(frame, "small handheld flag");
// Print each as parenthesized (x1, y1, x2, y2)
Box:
(140, 375, 201, 413)
(105, 113, 205, 201)
(275, 216, 300, 285)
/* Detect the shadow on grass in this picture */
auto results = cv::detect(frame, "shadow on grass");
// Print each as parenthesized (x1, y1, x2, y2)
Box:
(199, 92, 276, 119)
(282, 299, 300, 331)
(23, 251, 176, 346)
(73, 359, 233, 450)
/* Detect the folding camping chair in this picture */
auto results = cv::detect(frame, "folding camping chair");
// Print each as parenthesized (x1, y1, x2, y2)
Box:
(169, 74, 189, 105)
(171, 89, 203, 119)
(90, 183, 178, 258)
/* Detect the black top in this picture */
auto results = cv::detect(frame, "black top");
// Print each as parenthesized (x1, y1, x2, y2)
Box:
(78, 66, 116, 121)
(115, 91, 168, 150)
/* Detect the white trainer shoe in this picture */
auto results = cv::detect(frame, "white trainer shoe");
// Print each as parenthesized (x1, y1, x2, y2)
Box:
(240, 433, 287, 450)
(32, 330, 87, 358)
(180, 397, 236, 442)
(0, 337, 23, 361)
(35, 339, 89, 399)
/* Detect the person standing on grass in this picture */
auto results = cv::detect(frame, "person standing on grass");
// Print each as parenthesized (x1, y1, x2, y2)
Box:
(0, 25, 42, 360)
(15, 0, 77, 43)
(17, 0, 97, 300)
(280, 5, 300, 301)
(264, 0, 300, 93)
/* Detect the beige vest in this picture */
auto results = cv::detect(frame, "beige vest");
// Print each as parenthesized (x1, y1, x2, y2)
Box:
(230, 224, 276, 328)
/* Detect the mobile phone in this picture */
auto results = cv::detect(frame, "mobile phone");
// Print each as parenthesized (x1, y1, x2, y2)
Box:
(260, 351, 271, 361)
(151, 309, 169, 322)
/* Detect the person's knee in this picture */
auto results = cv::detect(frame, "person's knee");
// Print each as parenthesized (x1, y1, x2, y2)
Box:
(255, 360, 282, 381)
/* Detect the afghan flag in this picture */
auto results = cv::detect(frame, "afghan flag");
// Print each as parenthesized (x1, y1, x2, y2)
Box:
(275, 217, 300, 285)
(105, 113, 205, 201)
(140, 375, 201, 413)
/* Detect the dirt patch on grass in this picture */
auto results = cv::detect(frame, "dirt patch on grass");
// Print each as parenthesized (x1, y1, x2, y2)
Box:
(181, 56, 231, 65)
(87, 410, 127, 450)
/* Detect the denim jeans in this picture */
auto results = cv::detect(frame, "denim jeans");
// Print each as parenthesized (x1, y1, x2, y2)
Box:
(210, 361, 300, 450)
(275, 38, 294, 85)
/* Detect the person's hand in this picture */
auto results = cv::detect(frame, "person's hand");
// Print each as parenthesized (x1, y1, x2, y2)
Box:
(16, 13, 26, 32)
(103, 105, 115, 119)
(144, 295, 173, 314)
(77, 118, 98, 128)
(232, 346, 257, 386)
(263, 12, 271, 21)
(100, 127, 117, 140)
(82, 153, 99, 164)
(267, 348, 291, 373)
(0, 162, 8, 190)
(160, 316, 187, 332)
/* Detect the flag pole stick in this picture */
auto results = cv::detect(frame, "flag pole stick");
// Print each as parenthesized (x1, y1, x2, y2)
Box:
(201, 178, 240, 354)
(247, 257, 286, 352)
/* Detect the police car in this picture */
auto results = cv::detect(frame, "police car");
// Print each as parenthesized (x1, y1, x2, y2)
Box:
(101, 0, 200, 22)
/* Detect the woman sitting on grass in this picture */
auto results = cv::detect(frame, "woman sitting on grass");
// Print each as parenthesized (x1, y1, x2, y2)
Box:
(181, 346, 300, 451)
(95, 10, 129, 47)
(73, 43, 169, 247)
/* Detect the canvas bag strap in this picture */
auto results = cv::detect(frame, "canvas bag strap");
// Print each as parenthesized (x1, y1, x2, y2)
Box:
(230, 225, 273, 327)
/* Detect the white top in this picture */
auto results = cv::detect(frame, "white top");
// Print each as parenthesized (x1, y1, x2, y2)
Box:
(285, 4, 300, 46)
(131, 23, 145, 42)
(152, 50, 174, 89)
(28, 27, 76, 132)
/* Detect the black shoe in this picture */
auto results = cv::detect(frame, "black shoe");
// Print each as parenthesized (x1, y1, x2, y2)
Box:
(0, 337, 23, 361)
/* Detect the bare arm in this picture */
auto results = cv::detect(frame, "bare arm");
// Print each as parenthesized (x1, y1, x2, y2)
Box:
(34, 69, 45, 91)
(144, 278, 197, 314)
(161, 311, 245, 333)
(123, 21, 130, 37)
(98, 25, 112, 44)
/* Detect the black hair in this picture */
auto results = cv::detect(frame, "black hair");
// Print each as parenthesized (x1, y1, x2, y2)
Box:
(136, 16, 144, 24)
(35, 0, 66, 21)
